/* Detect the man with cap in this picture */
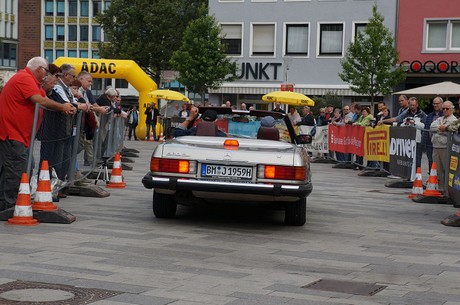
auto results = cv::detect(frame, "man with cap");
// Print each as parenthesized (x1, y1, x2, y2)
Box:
(174, 108, 226, 137)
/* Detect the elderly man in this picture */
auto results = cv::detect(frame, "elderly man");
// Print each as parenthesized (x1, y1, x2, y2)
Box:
(430, 100, 457, 192)
(296, 106, 315, 126)
(0, 56, 75, 211)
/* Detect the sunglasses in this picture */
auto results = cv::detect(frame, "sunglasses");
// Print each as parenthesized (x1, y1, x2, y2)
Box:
(442, 107, 453, 110)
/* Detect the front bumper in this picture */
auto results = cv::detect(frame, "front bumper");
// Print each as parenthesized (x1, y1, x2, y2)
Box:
(142, 173, 313, 198)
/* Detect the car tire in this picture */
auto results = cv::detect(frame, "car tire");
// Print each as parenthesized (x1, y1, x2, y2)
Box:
(284, 198, 306, 226)
(153, 191, 177, 218)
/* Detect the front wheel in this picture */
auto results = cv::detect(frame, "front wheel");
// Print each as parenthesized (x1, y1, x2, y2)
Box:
(284, 198, 306, 226)
(153, 191, 177, 218)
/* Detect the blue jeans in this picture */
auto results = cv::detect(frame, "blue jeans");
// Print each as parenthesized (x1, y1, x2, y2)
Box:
(146, 122, 156, 140)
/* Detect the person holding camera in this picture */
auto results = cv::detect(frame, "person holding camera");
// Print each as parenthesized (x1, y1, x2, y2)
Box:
(145, 102, 160, 141)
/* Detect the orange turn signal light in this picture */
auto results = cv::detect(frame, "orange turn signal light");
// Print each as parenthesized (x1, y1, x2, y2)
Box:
(224, 139, 239, 150)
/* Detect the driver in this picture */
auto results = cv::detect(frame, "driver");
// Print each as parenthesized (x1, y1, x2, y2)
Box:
(174, 109, 226, 137)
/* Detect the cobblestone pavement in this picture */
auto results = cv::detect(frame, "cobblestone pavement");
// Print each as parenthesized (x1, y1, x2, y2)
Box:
(0, 140, 459, 305)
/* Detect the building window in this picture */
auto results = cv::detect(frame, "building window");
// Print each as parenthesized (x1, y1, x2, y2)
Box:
(0, 43, 17, 68)
(285, 24, 308, 56)
(81, 0, 89, 16)
(69, 0, 78, 16)
(45, 0, 54, 16)
(93, 0, 102, 16)
(319, 23, 344, 56)
(80, 25, 89, 41)
(425, 20, 460, 51)
(104, 0, 111, 10)
(68, 50, 77, 57)
(80, 50, 89, 58)
(68, 25, 77, 41)
(252, 24, 275, 56)
(56, 49, 65, 59)
(45, 25, 54, 41)
(221, 24, 242, 56)
(92, 51, 100, 59)
(92, 25, 101, 41)
(56, 25, 65, 41)
(353, 22, 368, 40)
(57, 0, 65, 16)
(45, 50, 54, 63)
(115, 79, 129, 88)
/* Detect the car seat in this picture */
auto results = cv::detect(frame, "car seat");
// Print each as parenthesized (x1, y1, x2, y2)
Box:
(195, 121, 219, 136)
(257, 127, 280, 141)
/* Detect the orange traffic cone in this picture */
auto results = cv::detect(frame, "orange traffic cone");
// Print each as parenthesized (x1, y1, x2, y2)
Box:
(159, 132, 165, 142)
(7, 173, 39, 226)
(33, 160, 59, 211)
(408, 167, 424, 198)
(107, 152, 126, 188)
(422, 162, 443, 198)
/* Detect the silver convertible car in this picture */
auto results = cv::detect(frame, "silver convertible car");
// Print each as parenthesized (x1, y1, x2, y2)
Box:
(142, 107, 313, 226)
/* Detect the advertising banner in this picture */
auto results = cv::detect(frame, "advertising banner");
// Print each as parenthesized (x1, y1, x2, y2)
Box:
(328, 125, 365, 156)
(299, 125, 329, 154)
(364, 125, 390, 162)
(447, 133, 460, 205)
(389, 127, 416, 180)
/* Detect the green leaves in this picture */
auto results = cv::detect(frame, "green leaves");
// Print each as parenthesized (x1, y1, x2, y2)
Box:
(339, 4, 406, 111)
(171, 14, 237, 103)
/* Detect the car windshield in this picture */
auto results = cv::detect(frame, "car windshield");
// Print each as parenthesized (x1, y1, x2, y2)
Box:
(214, 113, 292, 143)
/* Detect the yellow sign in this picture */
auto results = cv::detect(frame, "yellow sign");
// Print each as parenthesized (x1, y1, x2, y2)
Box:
(363, 125, 390, 162)
(450, 156, 458, 171)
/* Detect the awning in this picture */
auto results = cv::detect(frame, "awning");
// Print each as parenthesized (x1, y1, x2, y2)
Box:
(208, 83, 367, 96)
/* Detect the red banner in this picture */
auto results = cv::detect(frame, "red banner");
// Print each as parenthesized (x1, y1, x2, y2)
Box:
(328, 125, 365, 156)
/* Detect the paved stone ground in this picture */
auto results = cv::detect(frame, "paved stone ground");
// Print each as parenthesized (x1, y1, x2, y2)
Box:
(1, 140, 459, 305)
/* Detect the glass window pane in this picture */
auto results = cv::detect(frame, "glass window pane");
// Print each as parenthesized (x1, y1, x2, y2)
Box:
(45, 0, 54, 16)
(80, 50, 89, 58)
(221, 24, 242, 55)
(93, 0, 102, 16)
(81, 0, 89, 16)
(56, 49, 65, 59)
(320, 24, 343, 55)
(104, 0, 111, 10)
(69, 0, 78, 16)
(45, 50, 54, 63)
(115, 79, 129, 88)
(427, 22, 447, 48)
(57, 25, 65, 41)
(92, 51, 100, 59)
(452, 22, 460, 48)
(355, 23, 367, 39)
(80, 25, 89, 41)
(45, 25, 54, 40)
(253, 24, 275, 55)
(286, 24, 308, 55)
(57, 0, 65, 16)
(92, 25, 101, 41)
(68, 50, 77, 57)
(69, 25, 77, 41)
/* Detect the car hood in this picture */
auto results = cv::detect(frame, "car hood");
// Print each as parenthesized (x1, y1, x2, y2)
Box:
(158, 136, 302, 165)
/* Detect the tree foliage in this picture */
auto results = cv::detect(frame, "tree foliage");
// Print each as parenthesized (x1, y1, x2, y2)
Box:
(170, 13, 237, 103)
(339, 5, 405, 113)
(96, 0, 206, 84)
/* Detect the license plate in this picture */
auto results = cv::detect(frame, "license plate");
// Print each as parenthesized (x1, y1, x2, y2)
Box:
(201, 164, 253, 179)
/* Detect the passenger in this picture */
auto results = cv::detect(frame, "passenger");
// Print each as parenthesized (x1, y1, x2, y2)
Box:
(257, 116, 280, 141)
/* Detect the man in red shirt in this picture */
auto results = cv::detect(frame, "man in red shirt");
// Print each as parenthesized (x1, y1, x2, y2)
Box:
(0, 56, 76, 211)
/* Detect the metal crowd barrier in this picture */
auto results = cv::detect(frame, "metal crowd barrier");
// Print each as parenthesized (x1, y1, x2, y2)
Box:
(28, 103, 126, 197)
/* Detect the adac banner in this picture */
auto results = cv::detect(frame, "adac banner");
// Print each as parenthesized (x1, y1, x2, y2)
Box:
(363, 125, 390, 162)
(328, 125, 364, 156)
(447, 132, 460, 205)
(389, 127, 416, 180)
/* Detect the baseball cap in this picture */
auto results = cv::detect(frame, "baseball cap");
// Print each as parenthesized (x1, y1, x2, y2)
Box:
(202, 109, 218, 122)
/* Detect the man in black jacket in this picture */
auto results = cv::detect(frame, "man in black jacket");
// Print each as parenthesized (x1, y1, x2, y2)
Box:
(145, 102, 160, 141)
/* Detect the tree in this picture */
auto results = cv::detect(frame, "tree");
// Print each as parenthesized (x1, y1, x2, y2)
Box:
(339, 5, 405, 114)
(96, 0, 206, 85)
(170, 12, 237, 104)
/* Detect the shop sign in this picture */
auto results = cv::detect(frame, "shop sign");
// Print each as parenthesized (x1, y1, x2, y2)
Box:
(400, 60, 459, 73)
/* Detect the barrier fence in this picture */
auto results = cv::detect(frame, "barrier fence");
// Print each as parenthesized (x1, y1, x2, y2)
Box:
(29, 103, 126, 197)
(300, 124, 460, 206)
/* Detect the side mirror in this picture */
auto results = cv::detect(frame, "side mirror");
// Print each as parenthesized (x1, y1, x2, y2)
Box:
(296, 134, 312, 144)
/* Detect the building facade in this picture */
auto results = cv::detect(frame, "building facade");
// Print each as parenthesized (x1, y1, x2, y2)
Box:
(209, 0, 398, 109)
(396, 0, 460, 91)
(0, 0, 19, 83)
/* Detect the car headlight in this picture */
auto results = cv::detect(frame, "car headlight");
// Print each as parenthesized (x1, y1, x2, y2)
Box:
(151, 158, 197, 174)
